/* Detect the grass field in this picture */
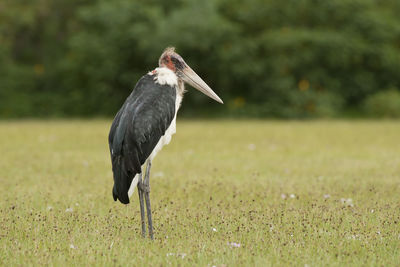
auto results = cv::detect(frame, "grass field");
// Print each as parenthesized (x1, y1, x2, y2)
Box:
(0, 120, 399, 266)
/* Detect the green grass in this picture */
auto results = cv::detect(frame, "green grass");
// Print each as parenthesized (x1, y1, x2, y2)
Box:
(1, 120, 399, 266)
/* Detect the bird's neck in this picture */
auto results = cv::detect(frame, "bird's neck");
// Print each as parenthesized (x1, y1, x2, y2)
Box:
(150, 67, 185, 107)
(175, 81, 184, 112)
(177, 79, 185, 98)
(151, 67, 178, 87)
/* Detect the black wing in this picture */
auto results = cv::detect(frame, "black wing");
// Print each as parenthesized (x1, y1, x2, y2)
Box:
(108, 74, 176, 204)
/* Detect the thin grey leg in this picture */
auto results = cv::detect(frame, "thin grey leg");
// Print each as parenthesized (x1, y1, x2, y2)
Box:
(144, 160, 154, 240)
(137, 173, 146, 238)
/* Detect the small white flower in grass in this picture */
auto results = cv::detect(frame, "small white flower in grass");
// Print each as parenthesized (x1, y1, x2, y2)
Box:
(340, 198, 354, 207)
(212, 228, 217, 232)
(227, 242, 241, 248)
(323, 194, 331, 199)
(166, 252, 186, 259)
(65, 207, 73, 212)
(347, 234, 364, 240)
(247, 144, 256, 151)
(347, 200, 353, 206)
(370, 209, 374, 213)
(70, 244, 76, 249)
(281, 194, 287, 199)
(289, 194, 296, 199)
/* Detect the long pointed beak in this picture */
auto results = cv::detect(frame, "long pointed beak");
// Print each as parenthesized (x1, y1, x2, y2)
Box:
(180, 65, 223, 104)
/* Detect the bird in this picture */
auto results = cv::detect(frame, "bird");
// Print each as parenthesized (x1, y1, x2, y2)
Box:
(108, 47, 223, 239)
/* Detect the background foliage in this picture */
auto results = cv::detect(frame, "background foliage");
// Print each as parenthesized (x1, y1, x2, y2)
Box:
(1, 0, 400, 118)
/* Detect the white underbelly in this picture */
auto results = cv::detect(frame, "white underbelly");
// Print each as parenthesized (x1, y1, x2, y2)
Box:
(149, 116, 177, 161)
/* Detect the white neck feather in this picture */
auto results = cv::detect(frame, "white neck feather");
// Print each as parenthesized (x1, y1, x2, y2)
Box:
(150, 67, 178, 87)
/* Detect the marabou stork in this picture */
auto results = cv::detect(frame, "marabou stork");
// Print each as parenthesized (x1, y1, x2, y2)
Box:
(108, 47, 223, 239)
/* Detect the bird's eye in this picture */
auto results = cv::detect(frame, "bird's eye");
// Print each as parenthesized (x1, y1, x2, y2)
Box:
(171, 57, 184, 70)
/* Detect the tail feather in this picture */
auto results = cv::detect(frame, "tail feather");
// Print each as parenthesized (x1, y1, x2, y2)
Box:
(112, 156, 138, 204)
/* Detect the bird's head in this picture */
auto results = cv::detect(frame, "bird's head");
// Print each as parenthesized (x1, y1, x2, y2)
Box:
(159, 47, 223, 104)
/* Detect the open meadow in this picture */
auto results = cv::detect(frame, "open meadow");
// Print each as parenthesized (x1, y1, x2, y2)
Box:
(0, 120, 399, 266)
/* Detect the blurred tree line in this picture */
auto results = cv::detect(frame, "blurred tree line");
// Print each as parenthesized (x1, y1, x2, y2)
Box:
(1, 0, 400, 118)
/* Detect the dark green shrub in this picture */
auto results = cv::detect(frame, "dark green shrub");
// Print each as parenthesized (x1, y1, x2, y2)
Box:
(363, 89, 400, 118)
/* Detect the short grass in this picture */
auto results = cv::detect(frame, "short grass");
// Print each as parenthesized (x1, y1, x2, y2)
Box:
(0, 120, 399, 266)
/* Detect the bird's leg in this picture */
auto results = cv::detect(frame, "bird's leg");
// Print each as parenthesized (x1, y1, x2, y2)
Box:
(137, 173, 146, 238)
(144, 160, 154, 240)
